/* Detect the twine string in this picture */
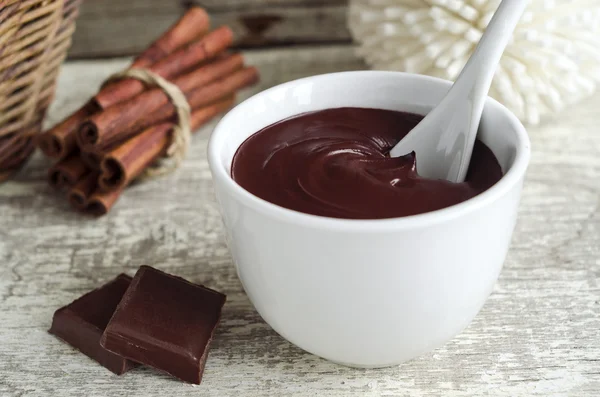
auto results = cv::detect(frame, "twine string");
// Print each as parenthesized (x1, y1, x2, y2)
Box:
(103, 68, 191, 177)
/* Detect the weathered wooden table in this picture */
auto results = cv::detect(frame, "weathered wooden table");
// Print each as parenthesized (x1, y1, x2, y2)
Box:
(1, 47, 599, 396)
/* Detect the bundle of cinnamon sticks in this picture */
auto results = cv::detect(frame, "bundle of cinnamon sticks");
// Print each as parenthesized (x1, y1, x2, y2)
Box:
(40, 7, 259, 215)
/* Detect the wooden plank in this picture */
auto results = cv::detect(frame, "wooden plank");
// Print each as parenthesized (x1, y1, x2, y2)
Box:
(1, 46, 599, 396)
(68, 0, 350, 58)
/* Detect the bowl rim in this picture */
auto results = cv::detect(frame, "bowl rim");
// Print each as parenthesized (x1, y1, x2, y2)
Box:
(208, 70, 531, 231)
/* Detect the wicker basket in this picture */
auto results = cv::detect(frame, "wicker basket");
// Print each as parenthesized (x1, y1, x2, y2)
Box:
(0, 0, 81, 181)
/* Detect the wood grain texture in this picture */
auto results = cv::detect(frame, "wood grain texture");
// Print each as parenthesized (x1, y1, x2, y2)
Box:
(1, 46, 599, 396)
(69, 0, 350, 58)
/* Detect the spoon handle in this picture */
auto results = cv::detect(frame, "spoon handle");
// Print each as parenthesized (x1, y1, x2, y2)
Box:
(449, 0, 529, 181)
(390, 0, 528, 183)
(454, 0, 529, 113)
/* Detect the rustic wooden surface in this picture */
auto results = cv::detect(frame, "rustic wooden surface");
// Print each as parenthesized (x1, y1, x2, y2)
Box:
(1, 45, 599, 396)
(69, 0, 350, 58)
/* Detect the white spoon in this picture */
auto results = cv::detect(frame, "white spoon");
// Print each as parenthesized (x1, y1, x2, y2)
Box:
(389, 0, 529, 183)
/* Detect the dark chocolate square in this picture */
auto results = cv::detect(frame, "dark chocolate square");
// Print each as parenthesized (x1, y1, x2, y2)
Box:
(49, 274, 139, 375)
(100, 266, 226, 384)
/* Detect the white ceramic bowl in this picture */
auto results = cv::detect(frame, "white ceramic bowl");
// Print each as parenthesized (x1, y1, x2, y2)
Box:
(208, 71, 530, 367)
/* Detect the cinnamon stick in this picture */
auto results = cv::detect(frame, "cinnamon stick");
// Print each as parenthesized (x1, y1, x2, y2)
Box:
(67, 172, 98, 211)
(38, 102, 98, 159)
(93, 26, 234, 110)
(48, 153, 89, 189)
(79, 149, 103, 170)
(98, 123, 171, 192)
(85, 186, 125, 216)
(184, 66, 258, 113)
(79, 66, 258, 152)
(99, 96, 236, 192)
(130, 7, 209, 68)
(38, 8, 210, 160)
(78, 54, 244, 151)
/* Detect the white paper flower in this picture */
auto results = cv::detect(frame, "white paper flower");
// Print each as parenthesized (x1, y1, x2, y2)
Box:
(349, 0, 600, 125)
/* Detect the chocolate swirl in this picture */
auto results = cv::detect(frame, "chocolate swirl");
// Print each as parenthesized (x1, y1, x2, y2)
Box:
(232, 108, 503, 219)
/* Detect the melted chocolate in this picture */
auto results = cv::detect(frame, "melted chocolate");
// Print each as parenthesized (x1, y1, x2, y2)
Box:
(232, 107, 503, 219)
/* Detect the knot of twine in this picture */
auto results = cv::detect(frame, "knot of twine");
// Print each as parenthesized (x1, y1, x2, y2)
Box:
(103, 68, 191, 177)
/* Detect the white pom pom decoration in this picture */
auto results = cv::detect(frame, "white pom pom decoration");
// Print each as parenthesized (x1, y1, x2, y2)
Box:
(348, 0, 600, 125)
